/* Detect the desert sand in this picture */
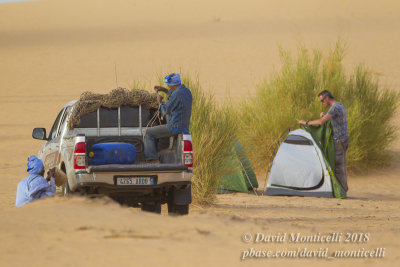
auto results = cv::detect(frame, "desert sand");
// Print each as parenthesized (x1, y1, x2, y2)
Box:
(0, 0, 399, 266)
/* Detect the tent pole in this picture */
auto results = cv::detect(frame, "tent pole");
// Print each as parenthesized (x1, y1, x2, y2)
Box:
(240, 161, 258, 196)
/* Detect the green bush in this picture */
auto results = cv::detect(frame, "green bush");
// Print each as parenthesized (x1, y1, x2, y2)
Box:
(235, 41, 399, 171)
(182, 74, 237, 204)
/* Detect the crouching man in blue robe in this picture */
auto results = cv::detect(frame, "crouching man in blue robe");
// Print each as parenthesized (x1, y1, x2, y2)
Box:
(15, 155, 56, 207)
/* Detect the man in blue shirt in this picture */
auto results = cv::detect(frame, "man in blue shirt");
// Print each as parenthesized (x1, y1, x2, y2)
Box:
(144, 73, 192, 163)
(16, 155, 56, 207)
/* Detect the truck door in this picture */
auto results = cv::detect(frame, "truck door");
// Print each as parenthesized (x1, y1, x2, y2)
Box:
(41, 107, 67, 170)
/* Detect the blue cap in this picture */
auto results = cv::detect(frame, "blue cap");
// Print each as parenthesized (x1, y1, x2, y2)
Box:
(164, 73, 181, 86)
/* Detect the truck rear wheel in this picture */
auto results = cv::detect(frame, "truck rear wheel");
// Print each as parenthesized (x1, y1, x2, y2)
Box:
(167, 203, 189, 215)
(141, 202, 161, 214)
(167, 186, 191, 215)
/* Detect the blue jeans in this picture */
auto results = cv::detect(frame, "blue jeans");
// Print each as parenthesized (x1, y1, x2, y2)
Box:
(144, 125, 177, 161)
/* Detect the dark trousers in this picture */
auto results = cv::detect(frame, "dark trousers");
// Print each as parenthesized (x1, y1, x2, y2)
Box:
(144, 125, 177, 161)
(334, 137, 350, 192)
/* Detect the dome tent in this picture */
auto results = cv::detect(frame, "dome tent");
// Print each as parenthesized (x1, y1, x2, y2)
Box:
(218, 141, 258, 194)
(265, 122, 346, 198)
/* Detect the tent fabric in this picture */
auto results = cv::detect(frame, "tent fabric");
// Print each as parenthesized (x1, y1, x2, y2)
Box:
(219, 148, 248, 193)
(270, 139, 324, 188)
(306, 122, 335, 170)
(266, 129, 333, 197)
(266, 122, 346, 199)
(218, 140, 258, 193)
(305, 122, 346, 198)
(234, 141, 258, 189)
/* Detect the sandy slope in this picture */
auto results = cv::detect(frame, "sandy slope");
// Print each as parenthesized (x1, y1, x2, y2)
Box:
(0, 0, 400, 266)
(0, 171, 399, 267)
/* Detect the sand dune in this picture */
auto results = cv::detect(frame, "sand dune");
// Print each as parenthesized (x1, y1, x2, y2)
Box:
(1, 0, 399, 266)
(1, 171, 399, 267)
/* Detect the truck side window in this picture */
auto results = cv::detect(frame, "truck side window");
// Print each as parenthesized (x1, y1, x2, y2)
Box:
(57, 107, 71, 137)
(48, 108, 65, 140)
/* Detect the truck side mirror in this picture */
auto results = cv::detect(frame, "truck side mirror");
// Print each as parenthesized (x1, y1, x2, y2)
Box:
(32, 128, 48, 140)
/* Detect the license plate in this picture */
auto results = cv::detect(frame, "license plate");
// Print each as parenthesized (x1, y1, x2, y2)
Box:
(116, 177, 155, 185)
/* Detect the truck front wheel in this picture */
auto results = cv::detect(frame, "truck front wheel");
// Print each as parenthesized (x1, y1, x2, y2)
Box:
(62, 180, 71, 197)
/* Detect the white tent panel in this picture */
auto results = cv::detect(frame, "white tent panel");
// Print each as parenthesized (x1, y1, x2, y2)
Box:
(266, 129, 333, 198)
(269, 142, 323, 188)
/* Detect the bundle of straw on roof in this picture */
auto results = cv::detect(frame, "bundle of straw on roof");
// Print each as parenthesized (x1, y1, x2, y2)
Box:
(68, 87, 158, 129)
(102, 88, 133, 108)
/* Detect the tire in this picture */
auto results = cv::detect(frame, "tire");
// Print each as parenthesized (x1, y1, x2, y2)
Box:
(167, 187, 190, 215)
(141, 202, 161, 214)
(168, 203, 189, 215)
(167, 194, 189, 215)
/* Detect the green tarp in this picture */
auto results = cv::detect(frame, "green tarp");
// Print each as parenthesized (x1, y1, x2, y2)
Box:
(305, 122, 346, 198)
(218, 141, 258, 193)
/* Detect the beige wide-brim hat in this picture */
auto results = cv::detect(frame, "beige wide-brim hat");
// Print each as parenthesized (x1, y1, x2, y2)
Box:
(53, 168, 68, 187)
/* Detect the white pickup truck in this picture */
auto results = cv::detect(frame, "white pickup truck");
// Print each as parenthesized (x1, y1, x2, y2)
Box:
(32, 100, 193, 214)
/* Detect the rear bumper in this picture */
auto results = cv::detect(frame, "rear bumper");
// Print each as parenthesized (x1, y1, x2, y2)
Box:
(77, 181, 191, 190)
(87, 163, 189, 173)
(71, 164, 192, 192)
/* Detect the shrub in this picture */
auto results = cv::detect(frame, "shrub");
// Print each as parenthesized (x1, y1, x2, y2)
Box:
(182, 74, 237, 204)
(235, 41, 399, 171)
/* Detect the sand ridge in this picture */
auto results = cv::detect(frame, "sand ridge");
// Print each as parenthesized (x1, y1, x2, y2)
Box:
(0, 0, 399, 266)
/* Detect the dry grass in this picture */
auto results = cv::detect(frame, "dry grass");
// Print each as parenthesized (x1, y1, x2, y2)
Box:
(181, 74, 237, 204)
